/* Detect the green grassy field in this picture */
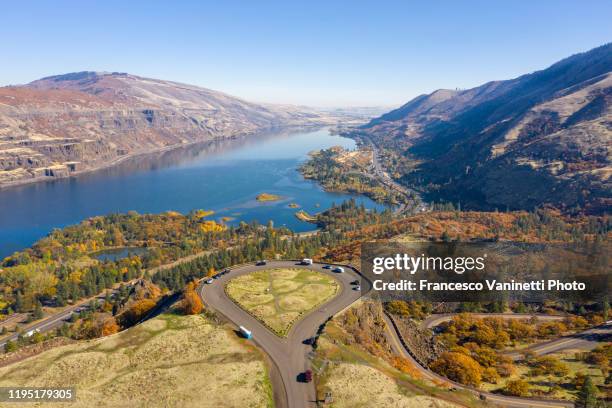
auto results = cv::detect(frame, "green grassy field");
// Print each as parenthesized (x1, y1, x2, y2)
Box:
(225, 268, 339, 336)
(0, 314, 272, 408)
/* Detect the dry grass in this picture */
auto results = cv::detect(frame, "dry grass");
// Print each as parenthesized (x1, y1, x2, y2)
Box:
(0, 314, 272, 408)
(225, 268, 339, 336)
(480, 348, 606, 400)
(324, 362, 458, 408)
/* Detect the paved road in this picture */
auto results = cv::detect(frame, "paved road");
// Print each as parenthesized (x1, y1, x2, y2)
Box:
(363, 137, 427, 215)
(422, 313, 611, 360)
(0, 302, 87, 348)
(505, 323, 612, 360)
(199, 260, 365, 408)
(0, 313, 27, 328)
(422, 313, 566, 330)
(384, 313, 575, 408)
(0, 282, 139, 349)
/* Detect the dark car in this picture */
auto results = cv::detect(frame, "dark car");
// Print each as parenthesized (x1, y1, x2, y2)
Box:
(256, 260, 267, 266)
(300, 369, 312, 383)
(302, 337, 315, 345)
(350, 280, 359, 285)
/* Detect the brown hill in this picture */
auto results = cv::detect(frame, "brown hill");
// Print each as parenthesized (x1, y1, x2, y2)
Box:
(355, 44, 612, 214)
(0, 72, 342, 187)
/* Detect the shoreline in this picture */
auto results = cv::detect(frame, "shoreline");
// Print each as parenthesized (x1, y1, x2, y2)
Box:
(0, 124, 326, 192)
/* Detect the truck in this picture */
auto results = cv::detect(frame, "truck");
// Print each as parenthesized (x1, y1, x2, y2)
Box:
(301, 258, 313, 265)
(25, 329, 40, 337)
(239, 325, 252, 339)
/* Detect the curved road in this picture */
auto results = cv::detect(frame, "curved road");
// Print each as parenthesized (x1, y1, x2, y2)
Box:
(8, 258, 599, 407)
(198, 260, 584, 408)
(422, 313, 611, 360)
(199, 260, 366, 408)
(384, 313, 575, 408)
(421, 313, 566, 330)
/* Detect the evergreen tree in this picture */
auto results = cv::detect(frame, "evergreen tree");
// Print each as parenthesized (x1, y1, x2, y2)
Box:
(14, 291, 23, 313)
(577, 376, 598, 408)
(33, 301, 43, 320)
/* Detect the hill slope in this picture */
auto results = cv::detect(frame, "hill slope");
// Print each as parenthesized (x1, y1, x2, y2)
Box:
(0, 72, 339, 187)
(357, 44, 612, 214)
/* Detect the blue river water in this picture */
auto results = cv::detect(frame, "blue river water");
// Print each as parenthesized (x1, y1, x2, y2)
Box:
(0, 128, 387, 258)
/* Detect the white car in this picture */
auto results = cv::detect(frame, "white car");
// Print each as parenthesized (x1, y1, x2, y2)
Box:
(353, 285, 361, 291)
(205, 278, 214, 284)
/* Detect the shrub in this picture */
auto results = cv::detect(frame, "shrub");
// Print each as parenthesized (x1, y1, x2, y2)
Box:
(503, 379, 530, 397)
(529, 356, 569, 377)
(482, 367, 500, 384)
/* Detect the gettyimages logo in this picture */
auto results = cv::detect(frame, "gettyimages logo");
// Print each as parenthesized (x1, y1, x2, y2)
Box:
(372, 253, 487, 275)
(361, 241, 609, 303)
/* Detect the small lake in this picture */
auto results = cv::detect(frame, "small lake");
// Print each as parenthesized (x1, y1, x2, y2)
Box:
(0, 128, 387, 258)
(92, 247, 150, 262)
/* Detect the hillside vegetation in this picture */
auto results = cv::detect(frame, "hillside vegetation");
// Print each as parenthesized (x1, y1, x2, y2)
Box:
(0, 313, 273, 408)
(354, 44, 612, 214)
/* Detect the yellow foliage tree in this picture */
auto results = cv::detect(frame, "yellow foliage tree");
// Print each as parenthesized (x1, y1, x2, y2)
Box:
(503, 379, 530, 397)
(430, 352, 483, 387)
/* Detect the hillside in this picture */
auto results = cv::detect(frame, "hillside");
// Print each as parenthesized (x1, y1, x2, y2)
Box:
(0, 72, 344, 187)
(0, 314, 273, 408)
(356, 44, 612, 214)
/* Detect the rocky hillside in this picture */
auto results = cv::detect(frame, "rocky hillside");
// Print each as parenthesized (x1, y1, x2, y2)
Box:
(356, 44, 611, 214)
(0, 72, 344, 187)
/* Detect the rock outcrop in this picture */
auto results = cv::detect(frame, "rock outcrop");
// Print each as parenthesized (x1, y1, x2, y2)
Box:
(0, 72, 348, 187)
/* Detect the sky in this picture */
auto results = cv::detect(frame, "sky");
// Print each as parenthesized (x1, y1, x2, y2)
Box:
(1, 0, 611, 107)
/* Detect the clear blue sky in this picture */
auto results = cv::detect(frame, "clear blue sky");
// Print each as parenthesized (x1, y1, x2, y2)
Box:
(2, 0, 610, 107)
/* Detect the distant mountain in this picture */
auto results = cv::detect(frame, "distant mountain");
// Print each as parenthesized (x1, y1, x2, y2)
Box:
(0, 72, 344, 187)
(357, 44, 612, 214)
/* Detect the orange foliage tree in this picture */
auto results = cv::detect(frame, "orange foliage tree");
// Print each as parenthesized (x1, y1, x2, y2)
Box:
(430, 351, 483, 386)
(181, 281, 203, 315)
(101, 317, 120, 336)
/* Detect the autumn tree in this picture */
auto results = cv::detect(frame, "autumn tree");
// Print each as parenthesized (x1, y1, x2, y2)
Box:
(529, 356, 569, 377)
(386, 300, 410, 316)
(181, 282, 203, 315)
(117, 298, 157, 327)
(503, 379, 530, 397)
(497, 362, 516, 378)
(430, 352, 483, 386)
(482, 367, 500, 384)
(101, 317, 120, 336)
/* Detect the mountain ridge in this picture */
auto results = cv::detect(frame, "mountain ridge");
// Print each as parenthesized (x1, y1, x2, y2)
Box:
(355, 43, 612, 214)
(0, 71, 350, 187)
